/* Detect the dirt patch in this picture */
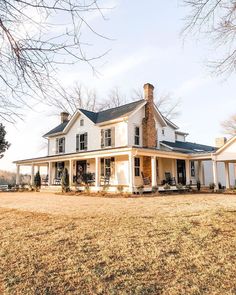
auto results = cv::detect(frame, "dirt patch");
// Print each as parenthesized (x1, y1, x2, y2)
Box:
(0, 193, 236, 294)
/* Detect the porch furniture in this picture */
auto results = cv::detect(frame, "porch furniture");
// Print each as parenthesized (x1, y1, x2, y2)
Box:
(141, 172, 151, 185)
(53, 178, 61, 185)
(164, 172, 176, 186)
(41, 175, 48, 185)
(100, 174, 110, 185)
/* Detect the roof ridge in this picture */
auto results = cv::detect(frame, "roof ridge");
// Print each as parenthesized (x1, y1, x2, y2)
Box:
(97, 99, 145, 114)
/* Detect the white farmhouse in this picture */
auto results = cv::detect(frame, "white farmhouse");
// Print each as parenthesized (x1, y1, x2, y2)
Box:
(14, 83, 236, 192)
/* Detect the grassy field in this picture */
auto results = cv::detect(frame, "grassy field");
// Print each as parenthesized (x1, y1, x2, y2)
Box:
(0, 193, 236, 294)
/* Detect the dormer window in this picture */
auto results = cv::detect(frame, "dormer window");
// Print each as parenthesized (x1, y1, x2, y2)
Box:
(80, 119, 84, 126)
(134, 126, 140, 146)
(56, 137, 65, 154)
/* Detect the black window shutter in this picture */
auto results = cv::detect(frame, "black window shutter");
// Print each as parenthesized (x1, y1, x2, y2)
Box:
(76, 134, 79, 151)
(111, 127, 115, 147)
(56, 138, 59, 154)
(101, 129, 104, 148)
(84, 132, 88, 150)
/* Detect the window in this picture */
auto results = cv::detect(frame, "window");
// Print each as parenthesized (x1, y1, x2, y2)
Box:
(104, 129, 112, 147)
(162, 129, 165, 135)
(134, 126, 140, 146)
(134, 157, 140, 177)
(56, 137, 65, 154)
(80, 119, 84, 126)
(190, 161, 195, 177)
(101, 158, 114, 177)
(76, 133, 88, 151)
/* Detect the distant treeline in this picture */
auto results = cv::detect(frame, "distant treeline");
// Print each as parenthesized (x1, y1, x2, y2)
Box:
(0, 170, 30, 185)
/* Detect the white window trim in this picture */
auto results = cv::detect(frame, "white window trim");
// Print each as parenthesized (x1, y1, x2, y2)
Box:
(134, 125, 140, 146)
(56, 137, 65, 154)
(104, 129, 112, 147)
(76, 133, 87, 151)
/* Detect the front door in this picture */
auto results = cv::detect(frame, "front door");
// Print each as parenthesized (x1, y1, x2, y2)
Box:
(76, 160, 87, 184)
(177, 160, 186, 185)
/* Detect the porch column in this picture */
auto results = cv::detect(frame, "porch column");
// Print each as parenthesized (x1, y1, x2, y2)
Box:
(224, 162, 230, 189)
(171, 159, 177, 181)
(48, 162, 52, 185)
(198, 160, 204, 184)
(95, 157, 100, 189)
(129, 152, 134, 193)
(185, 159, 190, 185)
(69, 159, 73, 187)
(151, 156, 157, 187)
(30, 164, 35, 185)
(212, 160, 219, 190)
(16, 164, 20, 185)
(158, 158, 163, 184)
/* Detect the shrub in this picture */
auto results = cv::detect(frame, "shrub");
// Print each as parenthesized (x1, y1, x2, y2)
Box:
(176, 183, 183, 190)
(197, 180, 201, 191)
(34, 171, 41, 191)
(152, 186, 158, 193)
(164, 183, 171, 190)
(61, 168, 70, 193)
(209, 183, 215, 190)
(117, 185, 124, 194)
(137, 185, 144, 195)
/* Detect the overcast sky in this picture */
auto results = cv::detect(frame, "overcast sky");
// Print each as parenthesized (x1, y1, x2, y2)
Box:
(1, 0, 235, 172)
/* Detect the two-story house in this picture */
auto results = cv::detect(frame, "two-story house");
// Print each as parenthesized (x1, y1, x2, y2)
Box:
(14, 83, 236, 192)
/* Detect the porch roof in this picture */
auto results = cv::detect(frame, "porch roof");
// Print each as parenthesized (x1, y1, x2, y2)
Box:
(13, 146, 199, 166)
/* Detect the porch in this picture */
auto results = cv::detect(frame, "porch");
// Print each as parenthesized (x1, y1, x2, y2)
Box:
(14, 147, 202, 193)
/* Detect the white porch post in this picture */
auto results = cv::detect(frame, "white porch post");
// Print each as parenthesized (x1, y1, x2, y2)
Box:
(129, 152, 134, 193)
(171, 159, 176, 181)
(30, 164, 35, 185)
(16, 164, 20, 185)
(185, 159, 190, 185)
(158, 158, 163, 184)
(95, 157, 100, 189)
(212, 160, 219, 190)
(224, 162, 230, 189)
(198, 160, 204, 184)
(151, 156, 157, 187)
(69, 160, 73, 187)
(48, 162, 52, 185)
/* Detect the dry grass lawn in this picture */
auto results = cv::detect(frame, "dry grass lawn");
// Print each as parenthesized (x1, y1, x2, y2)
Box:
(0, 192, 236, 295)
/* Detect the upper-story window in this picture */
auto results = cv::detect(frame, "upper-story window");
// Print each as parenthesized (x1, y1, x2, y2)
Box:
(101, 128, 115, 148)
(105, 129, 111, 147)
(76, 133, 88, 151)
(80, 119, 84, 126)
(134, 126, 140, 146)
(162, 129, 165, 136)
(56, 137, 65, 154)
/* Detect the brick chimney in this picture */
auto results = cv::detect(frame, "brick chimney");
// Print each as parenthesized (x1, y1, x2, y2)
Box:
(215, 137, 227, 148)
(142, 83, 157, 148)
(60, 112, 69, 123)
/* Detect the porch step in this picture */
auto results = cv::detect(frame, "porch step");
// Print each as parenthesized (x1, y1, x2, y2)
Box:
(40, 186, 62, 193)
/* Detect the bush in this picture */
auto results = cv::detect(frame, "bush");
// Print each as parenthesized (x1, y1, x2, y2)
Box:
(34, 171, 41, 191)
(164, 183, 170, 190)
(117, 185, 124, 194)
(209, 183, 215, 190)
(61, 168, 70, 193)
(197, 180, 201, 191)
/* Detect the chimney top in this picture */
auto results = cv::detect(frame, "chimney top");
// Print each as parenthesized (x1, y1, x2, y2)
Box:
(215, 137, 227, 148)
(143, 83, 154, 101)
(60, 112, 69, 123)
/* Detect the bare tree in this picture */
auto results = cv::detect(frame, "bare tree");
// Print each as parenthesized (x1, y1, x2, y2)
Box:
(52, 84, 181, 120)
(131, 88, 181, 120)
(183, 0, 236, 76)
(221, 114, 236, 135)
(0, 0, 111, 123)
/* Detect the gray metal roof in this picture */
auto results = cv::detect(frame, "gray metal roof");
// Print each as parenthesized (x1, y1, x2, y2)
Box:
(161, 140, 216, 154)
(43, 121, 69, 137)
(44, 100, 145, 137)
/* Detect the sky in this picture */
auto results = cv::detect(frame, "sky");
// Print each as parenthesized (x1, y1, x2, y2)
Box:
(1, 0, 236, 172)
